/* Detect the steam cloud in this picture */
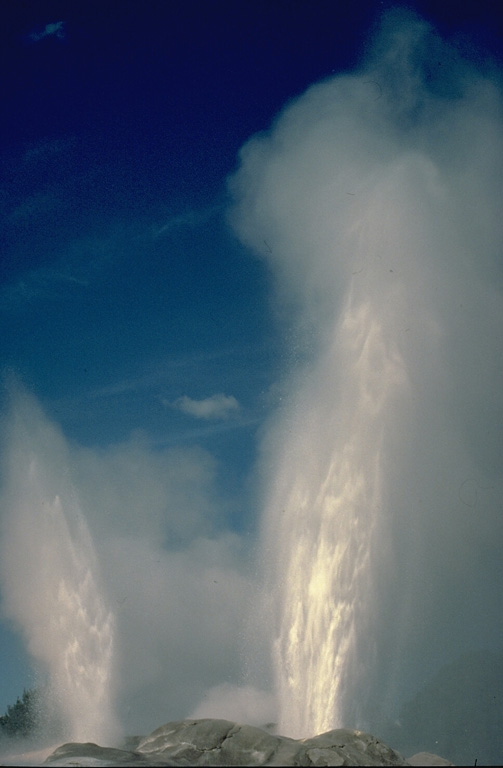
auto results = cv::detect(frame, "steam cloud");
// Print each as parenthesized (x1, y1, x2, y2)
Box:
(229, 9, 503, 737)
(0, 389, 120, 745)
(0, 384, 269, 741)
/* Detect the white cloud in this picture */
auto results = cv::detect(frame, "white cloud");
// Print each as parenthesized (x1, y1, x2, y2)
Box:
(29, 21, 65, 42)
(170, 393, 240, 421)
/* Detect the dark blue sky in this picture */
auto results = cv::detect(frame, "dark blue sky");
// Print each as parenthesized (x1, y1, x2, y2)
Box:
(0, 0, 502, 727)
(2, 0, 501, 440)
(1, 0, 500, 466)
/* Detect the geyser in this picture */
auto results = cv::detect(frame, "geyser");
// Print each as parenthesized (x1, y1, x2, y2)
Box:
(0, 386, 120, 745)
(258, 293, 409, 739)
(230, 10, 503, 739)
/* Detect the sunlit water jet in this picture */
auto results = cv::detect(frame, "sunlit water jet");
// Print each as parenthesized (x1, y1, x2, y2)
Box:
(0, 389, 120, 745)
(260, 286, 410, 738)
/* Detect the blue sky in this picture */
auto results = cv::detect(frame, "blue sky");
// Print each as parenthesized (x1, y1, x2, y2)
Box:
(1, 0, 502, 743)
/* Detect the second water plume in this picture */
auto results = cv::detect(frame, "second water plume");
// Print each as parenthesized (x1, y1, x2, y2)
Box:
(230, 10, 503, 739)
(0, 387, 121, 745)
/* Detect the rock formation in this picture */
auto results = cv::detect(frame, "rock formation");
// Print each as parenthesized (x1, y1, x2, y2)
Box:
(44, 718, 453, 766)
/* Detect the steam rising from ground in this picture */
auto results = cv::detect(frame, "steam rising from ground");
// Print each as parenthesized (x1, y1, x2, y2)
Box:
(230, 9, 503, 738)
(0, 386, 266, 741)
(0, 391, 120, 745)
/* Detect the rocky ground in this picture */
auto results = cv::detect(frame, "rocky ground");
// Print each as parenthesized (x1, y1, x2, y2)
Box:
(43, 718, 454, 766)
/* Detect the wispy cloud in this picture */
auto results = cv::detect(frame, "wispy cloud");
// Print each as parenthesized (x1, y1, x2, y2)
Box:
(8, 191, 65, 224)
(83, 344, 262, 398)
(21, 137, 76, 165)
(168, 393, 241, 421)
(29, 21, 65, 42)
(0, 230, 124, 313)
(152, 203, 222, 239)
(0, 266, 88, 311)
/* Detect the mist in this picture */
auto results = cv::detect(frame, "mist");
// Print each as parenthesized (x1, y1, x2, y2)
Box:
(0, 383, 271, 742)
(229, 8, 503, 739)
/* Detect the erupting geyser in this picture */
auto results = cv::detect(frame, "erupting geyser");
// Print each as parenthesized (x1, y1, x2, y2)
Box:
(0, 386, 121, 745)
(230, 10, 503, 740)
(259, 291, 409, 739)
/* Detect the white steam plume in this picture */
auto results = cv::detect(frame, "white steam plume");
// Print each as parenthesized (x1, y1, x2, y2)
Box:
(229, 10, 503, 738)
(0, 382, 260, 739)
(0, 386, 121, 745)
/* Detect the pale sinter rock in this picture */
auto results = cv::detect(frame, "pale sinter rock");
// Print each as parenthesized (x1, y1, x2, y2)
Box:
(44, 718, 454, 766)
